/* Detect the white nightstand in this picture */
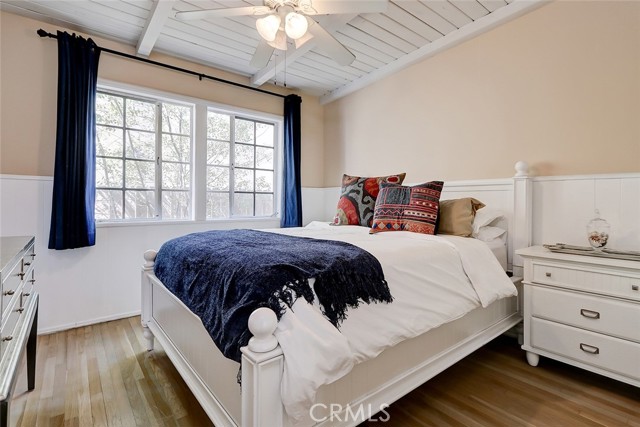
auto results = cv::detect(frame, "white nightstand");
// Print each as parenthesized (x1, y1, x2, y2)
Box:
(516, 246, 640, 387)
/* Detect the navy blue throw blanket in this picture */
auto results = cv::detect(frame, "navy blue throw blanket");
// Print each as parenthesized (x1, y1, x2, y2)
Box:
(154, 229, 392, 362)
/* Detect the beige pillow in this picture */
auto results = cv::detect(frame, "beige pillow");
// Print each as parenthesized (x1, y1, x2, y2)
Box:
(437, 198, 485, 237)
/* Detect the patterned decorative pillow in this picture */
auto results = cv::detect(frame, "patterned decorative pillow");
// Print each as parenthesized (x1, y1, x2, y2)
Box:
(333, 173, 406, 227)
(370, 181, 444, 235)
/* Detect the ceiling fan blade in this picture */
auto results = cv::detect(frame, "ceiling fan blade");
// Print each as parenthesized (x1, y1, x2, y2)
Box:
(294, 31, 314, 49)
(299, 0, 388, 16)
(174, 6, 271, 21)
(306, 18, 355, 66)
(250, 39, 275, 69)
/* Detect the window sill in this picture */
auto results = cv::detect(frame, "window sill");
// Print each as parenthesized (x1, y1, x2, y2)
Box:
(96, 217, 281, 229)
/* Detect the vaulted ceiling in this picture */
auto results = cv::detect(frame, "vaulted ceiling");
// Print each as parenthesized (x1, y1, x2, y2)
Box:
(2, 0, 545, 103)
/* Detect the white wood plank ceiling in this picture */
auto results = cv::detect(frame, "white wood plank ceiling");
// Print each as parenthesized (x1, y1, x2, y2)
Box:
(2, 0, 546, 103)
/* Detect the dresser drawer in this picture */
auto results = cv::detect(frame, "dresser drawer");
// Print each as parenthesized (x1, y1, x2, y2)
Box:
(530, 286, 640, 342)
(531, 317, 640, 381)
(532, 262, 640, 301)
(2, 260, 24, 317)
(0, 303, 24, 360)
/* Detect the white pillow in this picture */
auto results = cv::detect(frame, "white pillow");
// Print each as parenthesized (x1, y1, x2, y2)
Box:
(472, 208, 505, 236)
(475, 225, 506, 242)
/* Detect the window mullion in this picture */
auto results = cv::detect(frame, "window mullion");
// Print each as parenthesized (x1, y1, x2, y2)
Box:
(194, 104, 207, 221)
(229, 116, 236, 218)
(121, 98, 127, 220)
(155, 102, 162, 219)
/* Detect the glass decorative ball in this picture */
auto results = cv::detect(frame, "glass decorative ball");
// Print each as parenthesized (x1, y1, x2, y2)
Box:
(586, 210, 610, 250)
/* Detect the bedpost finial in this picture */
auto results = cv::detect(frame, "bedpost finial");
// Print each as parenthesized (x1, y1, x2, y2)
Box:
(514, 161, 529, 177)
(247, 307, 278, 353)
(143, 250, 158, 269)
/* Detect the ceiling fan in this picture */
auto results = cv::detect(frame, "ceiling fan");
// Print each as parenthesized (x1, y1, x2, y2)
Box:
(174, 0, 388, 69)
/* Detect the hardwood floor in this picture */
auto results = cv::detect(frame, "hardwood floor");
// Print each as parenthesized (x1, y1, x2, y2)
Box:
(9, 317, 640, 426)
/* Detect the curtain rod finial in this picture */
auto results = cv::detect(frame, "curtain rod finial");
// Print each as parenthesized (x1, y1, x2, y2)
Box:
(37, 29, 50, 38)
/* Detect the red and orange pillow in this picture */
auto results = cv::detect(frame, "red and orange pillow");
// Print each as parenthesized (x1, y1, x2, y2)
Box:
(333, 173, 406, 227)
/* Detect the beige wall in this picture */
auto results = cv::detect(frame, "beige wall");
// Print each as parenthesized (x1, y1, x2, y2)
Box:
(323, 1, 640, 186)
(0, 11, 325, 187)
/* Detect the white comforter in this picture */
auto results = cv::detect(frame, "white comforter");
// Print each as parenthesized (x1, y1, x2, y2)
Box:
(267, 222, 517, 425)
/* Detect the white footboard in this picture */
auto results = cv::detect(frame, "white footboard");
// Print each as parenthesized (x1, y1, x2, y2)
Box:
(141, 251, 286, 427)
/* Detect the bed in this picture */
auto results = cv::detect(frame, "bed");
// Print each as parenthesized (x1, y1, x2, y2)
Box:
(141, 161, 533, 427)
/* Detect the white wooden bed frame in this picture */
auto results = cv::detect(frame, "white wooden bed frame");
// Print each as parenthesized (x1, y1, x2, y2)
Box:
(141, 162, 533, 427)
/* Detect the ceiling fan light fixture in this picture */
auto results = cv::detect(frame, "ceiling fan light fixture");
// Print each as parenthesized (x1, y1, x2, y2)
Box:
(284, 12, 308, 40)
(267, 30, 288, 51)
(256, 14, 281, 42)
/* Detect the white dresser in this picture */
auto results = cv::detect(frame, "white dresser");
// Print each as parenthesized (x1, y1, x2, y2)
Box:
(517, 246, 640, 387)
(516, 246, 640, 387)
(0, 236, 39, 426)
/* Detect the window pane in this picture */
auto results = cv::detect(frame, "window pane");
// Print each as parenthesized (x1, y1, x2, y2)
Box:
(162, 191, 191, 219)
(124, 190, 155, 219)
(96, 158, 123, 188)
(162, 103, 191, 135)
(234, 193, 253, 216)
(162, 162, 191, 190)
(255, 147, 273, 169)
(97, 126, 123, 157)
(162, 135, 191, 162)
(126, 99, 156, 131)
(235, 119, 254, 143)
(96, 93, 123, 126)
(256, 123, 274, 147)
(207, 112, 230, 140)
(96, 190, 123, 220)
(234, 168, 254, 192)
(125, 160, 155, 189)
(207, 166, 229, 191)
(255, 193, 274, 217)
(235, 144, 254, 168)
(126, 130, 155, 160)
(207, 192, 230, 219)
(255, 170, 273, 192)
(207, 140, 230, 166)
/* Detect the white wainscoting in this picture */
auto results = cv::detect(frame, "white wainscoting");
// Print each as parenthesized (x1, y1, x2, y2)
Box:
(532, 174, 640, 251)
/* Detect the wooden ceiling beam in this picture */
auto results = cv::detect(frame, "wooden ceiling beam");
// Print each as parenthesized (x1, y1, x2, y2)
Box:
(136, 0, 176, 57)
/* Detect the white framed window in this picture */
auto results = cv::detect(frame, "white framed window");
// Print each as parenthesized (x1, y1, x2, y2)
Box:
(206, 111, 276, 219)
(94, 81, 282, 224)
(95, 90, 193, 221)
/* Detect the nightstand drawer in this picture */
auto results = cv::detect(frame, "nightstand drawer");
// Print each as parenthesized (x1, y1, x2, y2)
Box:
(531, 286, 640, 342)
(532, 262, 640, 301)
(531, 318, 640, 381)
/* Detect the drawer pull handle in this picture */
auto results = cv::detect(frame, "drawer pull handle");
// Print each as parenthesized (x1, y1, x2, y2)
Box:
(1, 336, 13, 342)
(16, 308, 24, 314)
(580, 343, 599, 355)
(580, 309, 600, 319)
(545, 272, 552, 277)
(23, 293, 31, 297)
(29, 279, 36, 284)
(24, 262, 31, 267)
(3, 290, 15, 296)
(17, 272, 24, 279)
(633, 285, 639, 291)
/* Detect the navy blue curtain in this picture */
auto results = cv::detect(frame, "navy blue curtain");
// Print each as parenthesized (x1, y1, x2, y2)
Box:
(281, 94, 303, 228)
(49, 32, 101, 250)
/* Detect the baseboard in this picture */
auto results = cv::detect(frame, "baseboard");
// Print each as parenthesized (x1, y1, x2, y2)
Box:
(38, 310, 142, 335)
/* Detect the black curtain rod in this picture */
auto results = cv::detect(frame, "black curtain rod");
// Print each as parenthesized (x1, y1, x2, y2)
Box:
(37, 29, 286, 99)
